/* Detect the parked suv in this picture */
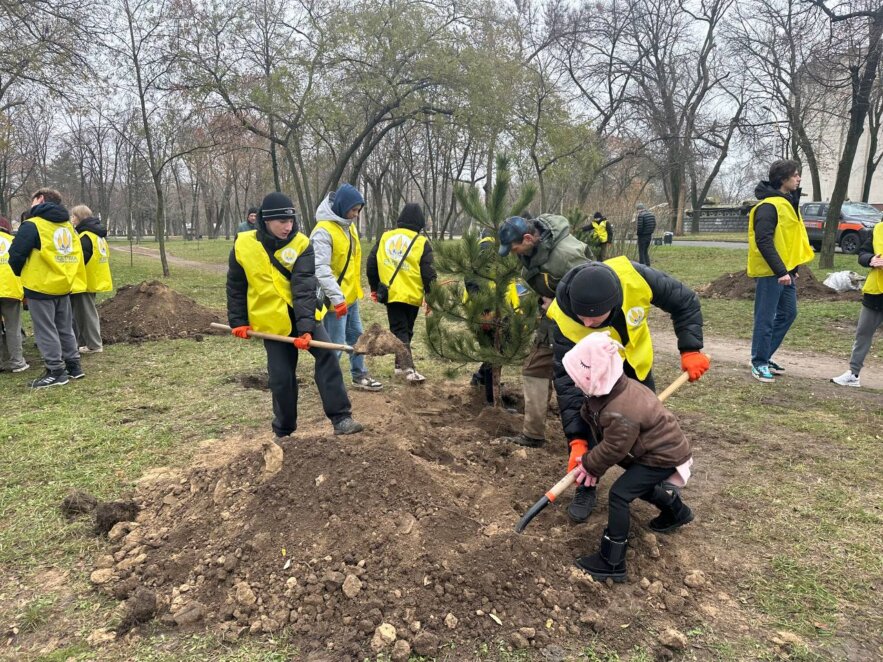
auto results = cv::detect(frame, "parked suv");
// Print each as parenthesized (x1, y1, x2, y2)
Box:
(801, 202, 881, 253)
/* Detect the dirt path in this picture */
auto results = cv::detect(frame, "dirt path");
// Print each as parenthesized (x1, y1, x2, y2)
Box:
(109, 245, 226, 274)
(653, 328, 883, 390)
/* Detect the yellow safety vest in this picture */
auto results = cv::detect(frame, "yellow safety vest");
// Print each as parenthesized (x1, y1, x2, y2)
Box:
(592, 220, 608, 244)
(20, 217, 83, 296)
(863, 223, 883, 295)
(747, 196, 814, 277)
(0, 230, 24, 300)
(234, 230, 312, 336)
(377, 228, 427, 306)
(312, 221, 363, 305)
(81, 231, 113, 292)
(546, 256, 654, 379)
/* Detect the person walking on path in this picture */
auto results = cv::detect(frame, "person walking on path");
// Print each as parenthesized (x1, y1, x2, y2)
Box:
(366, 203, 436, 382)
(747, 159, 815, 383)
(547, 258, 708, 523)
(8, 188, 84, 388)
(0, 216, 29, 373)
(69, 205, 111, 353)
(831, 224, 883, 387)
(563, 332, 694, 582)
(226, 192, 363, 438)
(635, 203, 656, 266)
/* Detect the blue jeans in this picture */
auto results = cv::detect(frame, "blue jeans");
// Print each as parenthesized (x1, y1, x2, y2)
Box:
(751, 276, 798, 367)
(323, 300, 367, 379)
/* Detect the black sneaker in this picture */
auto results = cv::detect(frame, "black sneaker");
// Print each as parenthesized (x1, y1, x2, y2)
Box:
(502, 434, 546, 448)
(333, 417, 364, 435)
(29, 369, 69, 389)
(66, 362, 85, 380)
(567, 485, 597, 523)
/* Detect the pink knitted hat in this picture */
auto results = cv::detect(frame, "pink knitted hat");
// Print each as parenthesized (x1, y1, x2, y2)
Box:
(562, 332, 624, 397)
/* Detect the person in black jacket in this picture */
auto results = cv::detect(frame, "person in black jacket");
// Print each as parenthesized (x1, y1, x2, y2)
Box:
(635, 203, 656, 266)
(226, 191, 363, 438)
(547, 258, 708, 522)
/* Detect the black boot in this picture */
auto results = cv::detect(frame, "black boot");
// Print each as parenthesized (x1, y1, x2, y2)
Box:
(575, 529, 627, 582)
(567, 485, 597, 523)
(648, 486, 694, 533)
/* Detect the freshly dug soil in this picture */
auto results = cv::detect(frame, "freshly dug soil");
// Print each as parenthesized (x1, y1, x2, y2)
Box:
(354, 323, 412, 368)
(698, 265, 863, 301)
(89, 382, 760, 660)
(94, 501, 139, 536)
(60, 490, 98, 519)
(99, 281, 224, 344)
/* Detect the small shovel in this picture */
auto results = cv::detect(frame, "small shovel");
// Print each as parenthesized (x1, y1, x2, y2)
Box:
(210, 322, 360, 354)
(514, 369, 693, 534)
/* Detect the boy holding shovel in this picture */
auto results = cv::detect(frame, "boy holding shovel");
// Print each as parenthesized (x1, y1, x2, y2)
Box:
(226, 192, 364, 438)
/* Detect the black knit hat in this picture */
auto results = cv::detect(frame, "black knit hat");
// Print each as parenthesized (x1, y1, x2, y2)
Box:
(247, 206, 259, 216)
(396, 203, 425, 231)
(593, 211, 603, 220)
(259, 192, 297, 222)
(568, 263, 622, 317)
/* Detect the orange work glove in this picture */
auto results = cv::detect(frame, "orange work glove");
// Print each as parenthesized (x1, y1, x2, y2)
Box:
(293, 333, 312, 350)
(680, 351, 710, 381)
(568, 439, 589, 473)
(231, 325, 251, 339)
(334, 301, 348, 319)
(370, 291, 378, 303)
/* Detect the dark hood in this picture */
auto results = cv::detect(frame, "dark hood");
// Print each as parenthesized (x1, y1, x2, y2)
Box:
(29, 202, 69, 223)
(75, 216, 107, 236)
(396, 203, 425, 232)
(754, 181, 801, 207)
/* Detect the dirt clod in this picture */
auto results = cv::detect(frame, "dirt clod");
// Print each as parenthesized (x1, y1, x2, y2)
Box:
(60, 490, 98, 519)
(94, 500, 139, 536)
(353, 323, 411, 367)
(117, 588, 158, 634)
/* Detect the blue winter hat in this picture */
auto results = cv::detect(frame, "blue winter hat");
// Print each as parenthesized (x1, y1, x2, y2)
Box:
(497, 216, 529, 256)
(330, 184, 365, 218)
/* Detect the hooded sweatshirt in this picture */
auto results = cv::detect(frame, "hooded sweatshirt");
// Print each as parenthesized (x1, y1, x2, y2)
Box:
(751, 181, 802, 277)
(366, 203, 437, 294)
(9, 202, 73, 300)
(311, 187, 364, 306)
(74, 216, 108, 265)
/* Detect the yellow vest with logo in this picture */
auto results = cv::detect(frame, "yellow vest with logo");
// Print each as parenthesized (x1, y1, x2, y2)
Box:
(0, 230, 24, 300)
(81, 231, 113, 292)
(20, 217, 83, 295)
(747, 196, 814, 277)
(546, 256, 654, 379)
(234, 230, 312, 335)
(378, 228, 427, 306)
(862, 223, 883, 295)
(312, 221, 363, 305)
(592, 220, 608, 243)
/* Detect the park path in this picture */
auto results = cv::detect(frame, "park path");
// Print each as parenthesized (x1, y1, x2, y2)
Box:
(114, 243, 882, 390)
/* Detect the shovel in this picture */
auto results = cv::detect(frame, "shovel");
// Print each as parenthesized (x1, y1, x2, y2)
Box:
(514, 369, 693, 534)
(210, 322, 359, 354)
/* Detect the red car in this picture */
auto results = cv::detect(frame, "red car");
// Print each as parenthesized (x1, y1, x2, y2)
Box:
(801, 202, 881, 254)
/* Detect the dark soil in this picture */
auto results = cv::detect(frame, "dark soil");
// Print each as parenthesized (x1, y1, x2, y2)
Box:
(94, 500, 139, 536)
(353, 323, 411, 367)
(99, 281, 224, 344)
(698, 265, 863, 301)
(60, 490, 98, 519)
(226, 372, 270, 391)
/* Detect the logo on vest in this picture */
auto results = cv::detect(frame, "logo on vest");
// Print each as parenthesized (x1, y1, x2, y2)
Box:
(97, 237, 108, 257)
(385, 234, 412, 262)
(54, 227, 74, 255)
(625, 306, 645, 328)
(0, 236, 9, 258)
(280, 247, 298, 266)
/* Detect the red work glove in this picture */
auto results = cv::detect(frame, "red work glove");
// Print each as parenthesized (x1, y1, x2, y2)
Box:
(680, 351, 710, 382)
(231, 325, 251, 339)
(567, 439, 588, 473)
(293, 333, 312, 350)
(370, 291, 378, 303)
(334, 301, 348, 319)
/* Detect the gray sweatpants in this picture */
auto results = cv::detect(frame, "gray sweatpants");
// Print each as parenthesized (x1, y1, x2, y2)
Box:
(71, 292, 103, 350)
(849, 305, 883, 375)
(28, 296, 80, 371)
(0, 298, 27, 370)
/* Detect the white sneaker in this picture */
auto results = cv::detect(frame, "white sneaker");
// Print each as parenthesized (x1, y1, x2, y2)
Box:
(831, 371, 860, 387)
(11, 363, 30, 373)
(79, 346, 103, 353)
(394, 368, 404, 376)
(405, 368, 426, 383)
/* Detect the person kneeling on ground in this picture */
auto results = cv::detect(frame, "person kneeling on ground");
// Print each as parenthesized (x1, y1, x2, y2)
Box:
(226, 192, 363, 438)
(563, 332, 694, 583)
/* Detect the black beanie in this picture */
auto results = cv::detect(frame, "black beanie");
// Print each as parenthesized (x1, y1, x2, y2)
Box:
(568, 263, 622, 317)
(247, 206, 259, 216)
(396, 203, 425, 231)
(593, 211, 603, 220)
(259, 192, 297, 221)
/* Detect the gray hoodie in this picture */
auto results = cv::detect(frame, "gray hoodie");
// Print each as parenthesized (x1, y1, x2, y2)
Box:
(310, 195, 354, 306)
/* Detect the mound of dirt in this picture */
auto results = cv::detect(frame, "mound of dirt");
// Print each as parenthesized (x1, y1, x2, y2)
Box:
(89, 383, 738, 660)
(698, 266, 863, 301)
(99, 281, 224, 344)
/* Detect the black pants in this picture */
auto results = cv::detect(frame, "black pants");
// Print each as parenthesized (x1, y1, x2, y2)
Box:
(637, 235, 652, 266)
(607, 463, 674, 539)
(264, 324, 352, 437)
(386, 302, 419, 369)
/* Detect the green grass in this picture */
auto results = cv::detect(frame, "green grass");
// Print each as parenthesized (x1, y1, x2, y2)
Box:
(111, 238, 235, 264)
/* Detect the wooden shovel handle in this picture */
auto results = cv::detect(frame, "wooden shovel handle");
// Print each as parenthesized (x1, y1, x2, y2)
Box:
(210, 322, 355, 353)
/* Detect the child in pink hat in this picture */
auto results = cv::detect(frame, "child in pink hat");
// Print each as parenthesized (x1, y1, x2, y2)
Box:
(562, 332, 694, 582)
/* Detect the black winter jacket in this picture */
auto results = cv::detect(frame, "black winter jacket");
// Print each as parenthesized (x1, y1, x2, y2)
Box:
(636, 210, 656, 237)
(226, 221, 319, 337)
(751, 182, 802, 278)
(8, 202, 71, 300)
(366, 224, 436, 296)
(74, 216, 108, 265)
(552, 261, 704, 441)
(857, 229, 883, 312)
